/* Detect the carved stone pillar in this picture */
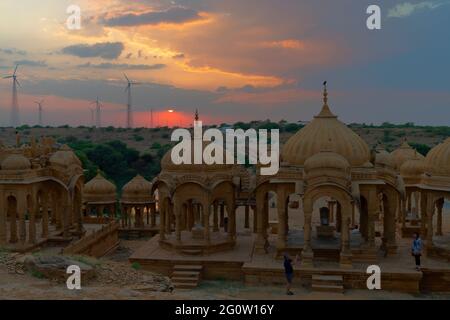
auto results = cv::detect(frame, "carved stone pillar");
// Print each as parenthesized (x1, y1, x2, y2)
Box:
(228, 204, 236, 241)
(254, 194, 268, 253)
(186, 201, 193, 231)
(301, 209, 313, 267)
(339, 213, 352, 269)
(244, 205, 250, 229)
(175, 202, 181, 242)
(383, 193, 397, 255)
(367, 189, 377, 248)
(213, 203, 219, 232)
(159, 203, 166, 241)
(0, 195, 6, 244)
(426, 193, 435, 250)
(29, 198, 37, 244)
(252, 205, 257, 233)
(9, 199, 18, 243)
(204, 204, 211, 243)
(18, 193, 27, 244)
(219, 203, 225, 228)
(41, 195, 49, 238)
(277, 193, 287, 249)
(151, 203, 156, 227)
(420, 191, 428, 236)
(436, 198, 444, 236)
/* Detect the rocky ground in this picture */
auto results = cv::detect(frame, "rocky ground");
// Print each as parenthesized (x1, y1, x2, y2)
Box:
(1, 243, 450, 300)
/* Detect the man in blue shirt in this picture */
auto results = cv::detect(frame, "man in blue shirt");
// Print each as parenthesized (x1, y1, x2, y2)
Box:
(411, 232, 423, 271)
(283, 253, 298, 295)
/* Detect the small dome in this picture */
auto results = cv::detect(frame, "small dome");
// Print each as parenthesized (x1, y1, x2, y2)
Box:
(391, 140, 424, 170)
(1, 154, 31, 170)
(304, 150, 350, 173)
(121, 175, 153, 203)
(281, 87, 370, 167)
(49, 144, 82, 167)
(84, 172, 117, 202)
(425, 137, 450, 176)
(375, 147, 395, 169)
(400, 157, 428, 177)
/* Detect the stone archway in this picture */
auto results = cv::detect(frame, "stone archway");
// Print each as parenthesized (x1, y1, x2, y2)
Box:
(302, 185, 353, 268)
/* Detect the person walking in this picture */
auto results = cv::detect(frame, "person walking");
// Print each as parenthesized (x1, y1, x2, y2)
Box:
(283, 253, 298, 295)
(411, 232, 423, 271)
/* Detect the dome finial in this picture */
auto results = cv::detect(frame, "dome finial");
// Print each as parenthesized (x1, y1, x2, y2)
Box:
(316, 81, 336, 118)
(195, 109, 199, 121)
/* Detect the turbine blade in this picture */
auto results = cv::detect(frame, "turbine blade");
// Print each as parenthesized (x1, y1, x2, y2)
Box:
(13, 65, 18, 75)
(15, 79, 21, 87)
(123, 73, 130, 82)
(3, 75, 13, 79)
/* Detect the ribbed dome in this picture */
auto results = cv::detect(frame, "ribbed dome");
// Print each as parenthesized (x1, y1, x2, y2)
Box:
(375, 147, 395, 169)
(400, 157, 428, 177)
(49, 144, 82, 167)
(84, 172, 117, 202)
(1, 154, 31, 170)
(281, 89, 370, 167)
(391, 140, 424, 170)
(121, 175, 153, 203)
(425, 137, 450, 176)
(304, 150, 350, 172)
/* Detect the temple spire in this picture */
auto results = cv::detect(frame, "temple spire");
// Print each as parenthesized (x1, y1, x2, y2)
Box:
(195, 109, 199, 121)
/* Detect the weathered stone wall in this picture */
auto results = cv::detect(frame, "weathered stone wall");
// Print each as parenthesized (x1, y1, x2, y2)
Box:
(63, 221, 119, 258)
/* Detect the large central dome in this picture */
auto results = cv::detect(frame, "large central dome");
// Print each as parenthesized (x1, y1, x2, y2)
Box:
(281, 86, 371, 167)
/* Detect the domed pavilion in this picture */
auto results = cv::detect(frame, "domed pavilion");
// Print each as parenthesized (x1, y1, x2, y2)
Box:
(83, 171, 117, 222)
(402, 137, 450, 256)
(391, 140, 426, 233)
(120, 175, 156, 229)
(0, 137, 84, 249)
(253, 84, 405, 268)
(153, 111, 253, 255)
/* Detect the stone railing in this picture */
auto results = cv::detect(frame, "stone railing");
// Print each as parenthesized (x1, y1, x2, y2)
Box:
(63, 220, 119, 258)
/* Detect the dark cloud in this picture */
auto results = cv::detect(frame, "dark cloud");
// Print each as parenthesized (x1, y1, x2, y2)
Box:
(0, 48, 27, 56)
(103, 6, 202, 26)
(14, 60, 47, 67)
(61, 42, 124, 60)
(77, 62, 166, 70)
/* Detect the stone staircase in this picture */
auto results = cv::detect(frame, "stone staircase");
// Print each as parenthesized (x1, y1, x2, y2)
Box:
(311, 274, 344, 293)
(126, 230, 141, 240)
(171, 265, 203, 289)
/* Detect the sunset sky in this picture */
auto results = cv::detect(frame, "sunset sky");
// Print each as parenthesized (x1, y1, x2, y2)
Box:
(0, 0, 449, 127)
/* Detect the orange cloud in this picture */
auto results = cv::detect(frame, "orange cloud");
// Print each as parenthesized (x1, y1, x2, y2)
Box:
(261, 39, 306, 49)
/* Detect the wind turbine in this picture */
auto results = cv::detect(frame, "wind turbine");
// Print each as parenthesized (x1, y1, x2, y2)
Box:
(91, 97, 103, 128)
(2, 64, 21, 127)
(34, 99, 44, 126)
(124, 73, 141, 128)
(88, 107, 95, 127)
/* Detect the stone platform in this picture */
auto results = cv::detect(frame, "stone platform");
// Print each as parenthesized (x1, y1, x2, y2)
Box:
(159, 231, 235, 255)
(129, 231, 254, 281)
(129, 229, 450, 294)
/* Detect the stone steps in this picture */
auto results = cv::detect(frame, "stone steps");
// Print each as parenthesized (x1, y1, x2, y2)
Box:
(311, 274, 344, 293)
(171, 265, 203, 289)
